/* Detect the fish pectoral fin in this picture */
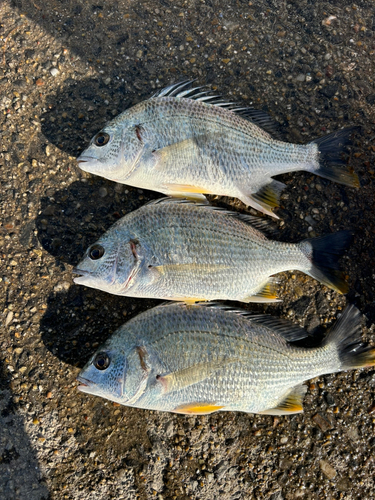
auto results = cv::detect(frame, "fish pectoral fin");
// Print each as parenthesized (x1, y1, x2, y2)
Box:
(153, 138, 200, 165)
(173, 402, 225, 415)
(152, 263, 230, 277)
(157, 357, 237, 394)
(244, 279, 281, 303)
(258, 385, 307, 415)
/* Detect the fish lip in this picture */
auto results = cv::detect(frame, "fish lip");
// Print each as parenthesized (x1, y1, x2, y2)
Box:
(76, 155, 98, 165)
(72, 267, 91, 277)
(76, 376, 92, 391)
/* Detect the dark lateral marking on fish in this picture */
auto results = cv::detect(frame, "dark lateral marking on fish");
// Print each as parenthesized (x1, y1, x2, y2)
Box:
(135, 125, 143, 142)
(129, 239, 139, 259)
(136, 346, 148, 372)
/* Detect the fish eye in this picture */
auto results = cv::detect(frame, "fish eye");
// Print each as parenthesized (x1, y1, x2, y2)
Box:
(89, 244, 105, 260)
(93, 352, 110, 371)
(94, 132, 110, 147)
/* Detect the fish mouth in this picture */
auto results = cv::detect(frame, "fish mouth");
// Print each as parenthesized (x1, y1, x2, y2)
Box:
(76, 376, 92, 392)
(72, 267, 92, 284)
(76, 155, 99, 169)
(72, 267, 91, 277)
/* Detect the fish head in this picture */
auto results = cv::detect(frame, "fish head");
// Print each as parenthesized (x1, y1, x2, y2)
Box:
(76, 110, 145, 183)
(77, 339, 152, 406)
(73, 231, 143, 295)
(77, 342, 128, 403)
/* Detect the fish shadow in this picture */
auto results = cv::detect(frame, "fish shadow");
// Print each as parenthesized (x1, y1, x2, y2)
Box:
(39, 78, 152, 157)
(28, 179, 161, 367)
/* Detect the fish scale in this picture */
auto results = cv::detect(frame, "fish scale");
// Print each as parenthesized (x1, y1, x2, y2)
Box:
(73, 198, 352, 303)
(77, 303, 375, 415)
(77, 83, 358, 217)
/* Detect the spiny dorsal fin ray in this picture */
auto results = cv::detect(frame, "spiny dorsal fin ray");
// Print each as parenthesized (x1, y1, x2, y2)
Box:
(150, 82, 281, 138)
(151, 80, 195, 98)
(182, 301, 311, 342)
(143, 197, 277, 237)
(246, 314, 312, 341)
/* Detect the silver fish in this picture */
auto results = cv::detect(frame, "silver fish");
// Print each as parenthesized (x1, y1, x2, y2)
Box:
(73, 198, 352, 303)
(77, 81, 359, 217)
(77, 303, 375, 415)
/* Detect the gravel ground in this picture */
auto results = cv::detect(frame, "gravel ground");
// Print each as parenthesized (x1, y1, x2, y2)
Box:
(1, 0, 375, 499)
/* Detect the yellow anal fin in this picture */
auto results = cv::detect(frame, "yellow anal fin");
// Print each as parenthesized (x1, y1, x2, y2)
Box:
(252, 180, 285, 209)
(240, 179, 286, 218)
(258, 384, 307, 415)
(244, 280, 281, 303)
(173, 402, 225, 415)
(166, 183, 214, 195)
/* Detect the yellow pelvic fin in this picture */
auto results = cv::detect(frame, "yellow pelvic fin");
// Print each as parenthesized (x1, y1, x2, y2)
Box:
(258, 384, 307, 415)
(244, 280, 281, 303)
(173, 402, 225, 415)
(183, 298, 209, 305)
(164, 184, 214, 196)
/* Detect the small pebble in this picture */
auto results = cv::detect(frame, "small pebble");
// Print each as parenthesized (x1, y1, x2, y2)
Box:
(319, 459, 336, 479)
(50, 68, 59, 77)
(312, 413, 333, 432)
(99, 187, 108, 197)
(5, 311, 14, 326)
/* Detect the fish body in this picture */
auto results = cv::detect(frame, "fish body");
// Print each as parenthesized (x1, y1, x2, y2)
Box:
(77, 83, 359, 217)
(77, 303, 375, 415)
(73, 198, 352, 303)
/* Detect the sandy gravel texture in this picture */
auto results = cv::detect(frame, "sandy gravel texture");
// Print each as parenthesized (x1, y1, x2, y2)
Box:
(1, 0, 375, 499)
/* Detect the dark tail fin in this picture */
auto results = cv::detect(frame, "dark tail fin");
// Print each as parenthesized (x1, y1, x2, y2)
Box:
(324, 305, 375, 370)
(301, 231, 353, 293)
(310, 127, 360, 188)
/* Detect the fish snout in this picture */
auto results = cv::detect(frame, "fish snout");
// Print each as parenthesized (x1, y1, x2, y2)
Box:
(76, 376, 92, 392)
(72, 267, 92, 285)
(72, 267, 91, 276)
(76, 155, 98, 169)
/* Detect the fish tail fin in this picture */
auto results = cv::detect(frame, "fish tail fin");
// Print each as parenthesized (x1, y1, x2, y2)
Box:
(300, 230, 354, 293)
(324, 305, 375, 370)
(309, 127, 360, 188)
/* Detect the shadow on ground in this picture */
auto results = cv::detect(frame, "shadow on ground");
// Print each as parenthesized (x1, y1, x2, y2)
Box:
(0, 365, 49, 500)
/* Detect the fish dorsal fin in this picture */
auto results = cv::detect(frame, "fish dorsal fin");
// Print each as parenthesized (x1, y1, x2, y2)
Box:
(236, 108, 282, 139)
(143, 197, 276, 237)
(258, 385, 307, 415)
(235, 214, 279, 235)
(150, 82, 281, 138)
(247, 314, 311, 342)
(190, 302, 310, 342)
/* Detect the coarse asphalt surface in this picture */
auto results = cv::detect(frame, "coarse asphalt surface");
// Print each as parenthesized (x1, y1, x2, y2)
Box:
(1, 0, 375, 499)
